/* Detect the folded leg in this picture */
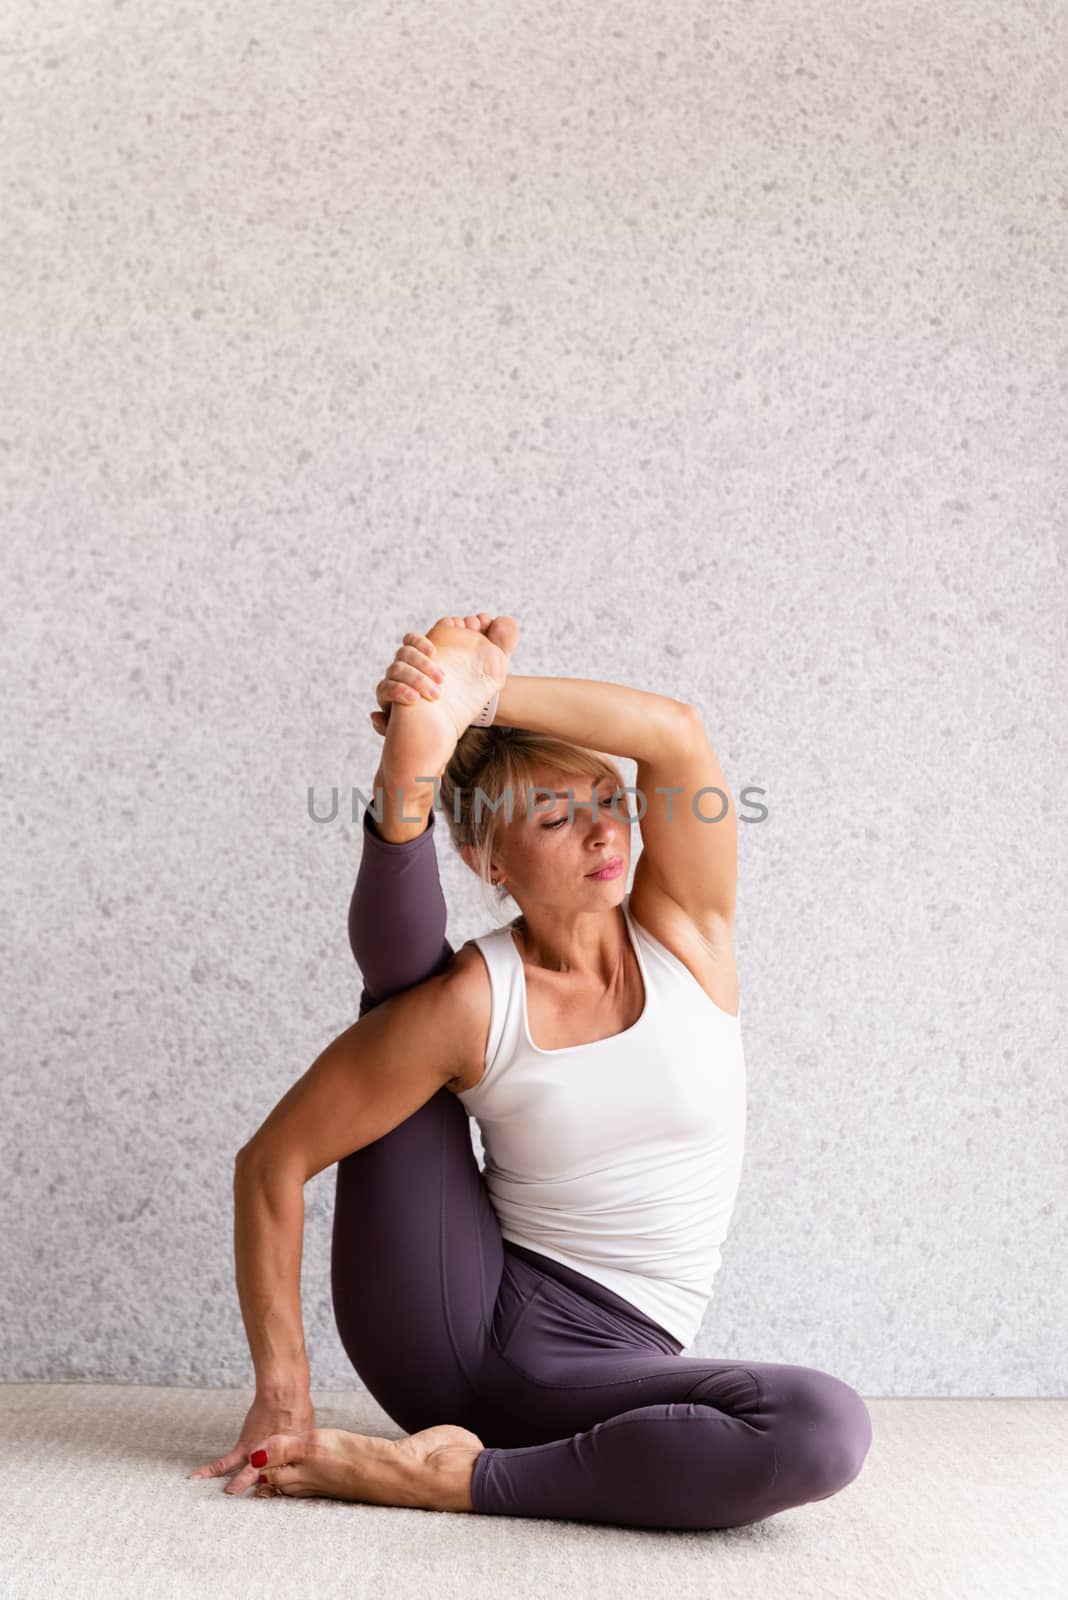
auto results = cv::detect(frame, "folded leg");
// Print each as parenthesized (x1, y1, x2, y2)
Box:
(472, 1266, 873, 1530)
(333, 806, 506, 1434)
(474, 1355, 871, 1530)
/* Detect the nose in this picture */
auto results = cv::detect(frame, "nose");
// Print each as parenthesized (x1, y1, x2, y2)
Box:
(589, 811, 621, 853)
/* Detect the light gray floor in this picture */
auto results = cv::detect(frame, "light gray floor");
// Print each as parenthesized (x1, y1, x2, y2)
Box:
(1, 1386, 1063, 1599)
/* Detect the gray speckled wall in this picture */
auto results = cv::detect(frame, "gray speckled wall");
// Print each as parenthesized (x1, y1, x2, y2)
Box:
(3, 2, 1064, 1397)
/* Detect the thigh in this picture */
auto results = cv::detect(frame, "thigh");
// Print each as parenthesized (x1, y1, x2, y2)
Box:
(478, 1266, 868, 1468)
(472, 1299, 872, 1529)
(477, 1268, 755, 1442)
(331, 1082, 507, 1438)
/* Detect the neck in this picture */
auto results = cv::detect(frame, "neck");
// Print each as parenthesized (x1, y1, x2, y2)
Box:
(512, 901, 628, 982)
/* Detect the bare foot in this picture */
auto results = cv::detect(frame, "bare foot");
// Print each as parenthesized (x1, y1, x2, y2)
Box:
(251, 1422, 485, 1512)
(378, 614, 520, 792)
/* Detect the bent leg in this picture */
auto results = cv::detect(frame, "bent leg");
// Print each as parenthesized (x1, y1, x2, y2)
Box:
(333, 805, 506, 1434)
(472, 1356, 872, 1530)
(469, 1264, 872, 1530)
(347, 806, 455, 1011)
(339, 806, 874, 1528)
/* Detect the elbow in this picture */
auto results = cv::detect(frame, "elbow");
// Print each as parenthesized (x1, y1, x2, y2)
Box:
(663, 699, 700, 735)
(235, 1138, 305, 1186)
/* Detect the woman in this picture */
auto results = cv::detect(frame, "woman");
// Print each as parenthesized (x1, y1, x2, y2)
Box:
(189, 613, 872, 1529)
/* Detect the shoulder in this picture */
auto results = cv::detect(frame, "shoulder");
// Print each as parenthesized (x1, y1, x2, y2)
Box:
(442, 939, 494, 989)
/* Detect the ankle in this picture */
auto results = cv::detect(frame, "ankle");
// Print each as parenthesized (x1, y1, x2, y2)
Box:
(371, 770, 437, 843)
(423, 1444, 483, 1513)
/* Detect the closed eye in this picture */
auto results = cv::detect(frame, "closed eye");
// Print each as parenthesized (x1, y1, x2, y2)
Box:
(542, 794, 621, 830)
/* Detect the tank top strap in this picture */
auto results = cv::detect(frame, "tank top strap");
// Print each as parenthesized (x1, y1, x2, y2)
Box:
(463, 923, 523, 1088)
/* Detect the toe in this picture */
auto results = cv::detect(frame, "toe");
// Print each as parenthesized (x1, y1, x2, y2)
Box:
(261, 1460, 304, 1495)
(248, 1431, 307, 1473)
(485, 615, 519, 654)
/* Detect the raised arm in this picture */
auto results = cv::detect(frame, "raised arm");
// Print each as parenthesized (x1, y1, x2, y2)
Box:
(493, 674, 688, 765)
(492, 674, 737, 940)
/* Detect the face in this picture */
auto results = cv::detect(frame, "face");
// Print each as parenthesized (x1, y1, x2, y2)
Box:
(478, 765, 633, 914)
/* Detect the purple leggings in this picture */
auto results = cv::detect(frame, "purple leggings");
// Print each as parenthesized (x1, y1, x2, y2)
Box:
(332, 807, 872, 1529)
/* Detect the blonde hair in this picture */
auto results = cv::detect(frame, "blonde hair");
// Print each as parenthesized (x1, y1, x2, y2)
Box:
(438, 727, 626, 923)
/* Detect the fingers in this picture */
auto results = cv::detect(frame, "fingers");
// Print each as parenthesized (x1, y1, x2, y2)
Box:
(223, 1460, 262, 1496)
(400, 642, 445, 677)
(258, 1461, 303, 1495)
(374, 613, 491, 727)
(375, 672, 438, 711)
(403, 631, 436, 654)
(221, 1429, 295, 1497)
(375, 674, 417, 710)
(375, 642, 445, 715)
(234, 1432, 305, 1498)
(391, 643, 445, 687)
(187, 1449, 243, 1480)
(188, 1435, 283, 1496)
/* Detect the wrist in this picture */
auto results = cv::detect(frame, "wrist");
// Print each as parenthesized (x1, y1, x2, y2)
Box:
(471, 687, 500, 727)
(494, 676, 522, 724)
(255, 1369, 311, 1404)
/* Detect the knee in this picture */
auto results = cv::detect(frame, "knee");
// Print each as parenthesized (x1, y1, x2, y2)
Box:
(782, 1371, 873, 1503)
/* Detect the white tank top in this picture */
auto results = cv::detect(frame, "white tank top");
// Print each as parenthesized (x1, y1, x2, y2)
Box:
(456, 892, 747, 1348)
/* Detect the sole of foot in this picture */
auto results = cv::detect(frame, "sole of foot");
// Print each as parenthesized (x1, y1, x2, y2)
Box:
(379, 615, 519, 792)
(253, 1423, 485, 1512)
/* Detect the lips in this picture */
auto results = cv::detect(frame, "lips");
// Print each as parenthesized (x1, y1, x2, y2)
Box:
(587, 856, 623, 878)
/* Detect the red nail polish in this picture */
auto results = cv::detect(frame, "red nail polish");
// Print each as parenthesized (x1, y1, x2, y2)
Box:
(250, 1448, 268, 1468)
(258, 1474, 268, 1484)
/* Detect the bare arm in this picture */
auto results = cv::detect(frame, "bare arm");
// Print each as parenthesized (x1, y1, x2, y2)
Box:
(494, 675, 689, 765)
(232, 1162, 312, 1401)
(232, 968, 472, 1396)
(493, 675, 737, 933)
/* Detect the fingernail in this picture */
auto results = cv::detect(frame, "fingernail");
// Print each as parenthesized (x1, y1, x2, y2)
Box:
(258, 1474, 268, 1484)
(250, 1449, 268, 1468)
